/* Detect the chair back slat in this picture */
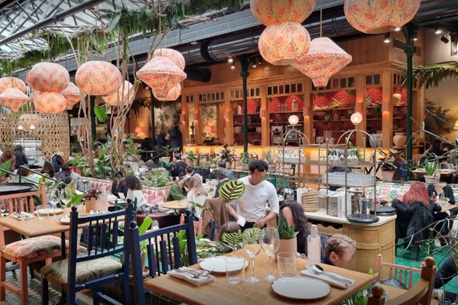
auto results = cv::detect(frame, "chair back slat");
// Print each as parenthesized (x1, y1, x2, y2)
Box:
(146, 243, 157, 277)
(172, 236, 181, 268)
(160, 239, 169, 273)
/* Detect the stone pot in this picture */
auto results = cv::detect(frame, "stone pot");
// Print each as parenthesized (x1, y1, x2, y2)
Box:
(381, 170, 394, 182)
(275, 237, 297, 260)
(425, 175, 440, 185)
(393, 132, 406, 147)
(85, 195, 109, 212)
(161, 157, 171, 164)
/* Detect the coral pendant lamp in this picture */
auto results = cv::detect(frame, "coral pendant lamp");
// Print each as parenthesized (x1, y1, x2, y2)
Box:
(153, 84, 181, 101)
(0, 88, 30, 112)
(250, 0, 316, 26)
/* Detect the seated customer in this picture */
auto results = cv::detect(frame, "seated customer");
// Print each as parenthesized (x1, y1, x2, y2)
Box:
(40, 161, 55, 178)
(186, 175, 209, 219)
(323, 234, 356, 269)
(280, 201, 310, 255)
(61, 166, 81, 184)
(166, 177, 188, 201)
(125, 175, 147, 207)
(111, 171, 127, 198)
(433, 254, 458, 302)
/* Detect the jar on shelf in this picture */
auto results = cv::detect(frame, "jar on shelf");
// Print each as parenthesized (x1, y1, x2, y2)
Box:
(291, 99, 298, 112)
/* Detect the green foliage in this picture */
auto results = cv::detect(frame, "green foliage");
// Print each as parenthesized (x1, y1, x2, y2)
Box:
(142, 170, 173, 187)
(162, 145, 178, 157)
(243, 227, 263, 242)
(239, 152, 254, 165)
(264, 150, 274, 163)
(218, 179, 245, 202)
(185, 151, 197, 161)
(277, 216, 297, 240)
(0, 159, 12, 179)
(221, 231, 243, 250)
(343, 269, 374, 305)
(94, 106, 108, 123)
(219, 145, 236, 163)
(424, 159, 438, 176)
(139, 217, 153, 252)
(424, 100, 455, 143)
(406, 61, 458, 89)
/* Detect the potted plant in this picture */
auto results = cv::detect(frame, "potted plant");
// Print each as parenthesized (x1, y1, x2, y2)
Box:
(208, 156, 218, 169)
(121, 217, 152, 276)
(162, 145, 173, 163)
(276, 216, 298, 259)
(219, 144, 236, 169)
(185, 150, 197, 166)
(265, 150, 277, 173)
(239, 151, 254, 171)
(84, 188, 108, 212)
(424, 159, 439, 184)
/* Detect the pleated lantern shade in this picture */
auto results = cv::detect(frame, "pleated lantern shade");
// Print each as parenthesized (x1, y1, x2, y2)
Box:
(344, 0, 421, 34)
(153, 48, 186, 70)
(250, 0, 316, 25)
(0, 77, 27, 94)
(26, 62, 69, 92)
(0, 88, 30, 112)
(32, 91, 67, 114)
(18, 113, 41, 130)
(102, 81, 135, 106)
(62, 82, 85, 110)
(259, 22, 311, 66)
(153, 84, 181, 101)
(75, 61, 122, 96)
(293, 37, 352, 87)
(137, 56, 187, 97)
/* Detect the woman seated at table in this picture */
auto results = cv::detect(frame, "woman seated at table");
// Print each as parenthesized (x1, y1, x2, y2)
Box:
(186, 174, 209, 219)
(125, 175, 147, 207)
(323, 234, 356, 269)
(280, 200, 310, 255)
(111, 171, 128, 199)
(40, 161, 55, 178)
(166, 177, 188, 202)
(15, 166, 42, 183)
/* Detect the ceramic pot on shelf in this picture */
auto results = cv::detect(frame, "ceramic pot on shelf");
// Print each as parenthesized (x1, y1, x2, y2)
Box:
(393, 132, 406, 147)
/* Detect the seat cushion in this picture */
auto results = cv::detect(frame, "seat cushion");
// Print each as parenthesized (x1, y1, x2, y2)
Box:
(2, 235, 62, 259)
(41, 257, 122, 285)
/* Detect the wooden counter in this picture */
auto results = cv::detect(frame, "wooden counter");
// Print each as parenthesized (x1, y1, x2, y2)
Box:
(305, 211, 396, 275)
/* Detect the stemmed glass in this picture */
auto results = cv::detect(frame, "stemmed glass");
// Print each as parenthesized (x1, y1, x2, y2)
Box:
(0, 202, 7, 216)
(60, 189, 71, 209)
(262, 227, 280, 281)
(47, 192, 58, 218)
(242, 228, 262, 283)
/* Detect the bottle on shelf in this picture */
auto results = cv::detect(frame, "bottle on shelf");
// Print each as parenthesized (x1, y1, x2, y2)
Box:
(307, 224, 321, 265)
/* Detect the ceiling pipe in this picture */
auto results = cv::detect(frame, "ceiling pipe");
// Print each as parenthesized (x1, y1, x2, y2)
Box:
(0, 0, 106, 47)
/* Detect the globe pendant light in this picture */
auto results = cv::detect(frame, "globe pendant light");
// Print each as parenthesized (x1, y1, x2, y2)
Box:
(32, 91, 66, 114)
(102, 81, 135, 106)
(62, 82, 85, 110)
(153, 48, 186, 70)
(75, 61, 122, 96)
(0, 77, 26, 94)
(0, 88, 30, 112)
(153, 84, 181, 101)
(250, 0, 316, 26)
(18, 113, 41, 130)
(26, 62, 69, 92)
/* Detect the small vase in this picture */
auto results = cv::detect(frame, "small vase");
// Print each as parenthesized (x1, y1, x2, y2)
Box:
(275, 237, 297, 260)
(393, 132, 406, 147)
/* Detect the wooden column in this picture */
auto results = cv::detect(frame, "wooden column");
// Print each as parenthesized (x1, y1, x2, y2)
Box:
(260, 85, 269, 146)
(303, 79, 313, 143)
(382, 70, 393, 148)
(224, 89, 232, 145)
(355, 74, 366, 147)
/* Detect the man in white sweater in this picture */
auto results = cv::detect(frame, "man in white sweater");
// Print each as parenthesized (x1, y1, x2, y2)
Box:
(227, 160, 279, 231)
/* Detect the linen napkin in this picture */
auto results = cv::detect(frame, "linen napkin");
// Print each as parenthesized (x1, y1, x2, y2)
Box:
(168, 267, 215, 286)
(300, 268, 355, 288)
(9, 212, 35, 220)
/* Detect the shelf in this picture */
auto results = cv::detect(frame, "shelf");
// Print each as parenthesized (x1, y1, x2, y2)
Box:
(270, 111, 303, 114)
(233, 123, 261, 126)
(234, 132, 261, 135)
(367, 118, 382, 121)
(233, 113, 260, 116)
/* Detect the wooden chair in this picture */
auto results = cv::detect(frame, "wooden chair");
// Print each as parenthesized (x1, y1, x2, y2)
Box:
(368, 256, 436, 305)
(376, 254, 420, 289)
(179, 212, 202, 236)
(41, 202, 133, 305)
(129, 214, 197, 305)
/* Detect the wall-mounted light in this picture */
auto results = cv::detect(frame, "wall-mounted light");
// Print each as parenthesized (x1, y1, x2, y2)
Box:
(260, 109, 266, 118)
(228, 57, 234, 63)
(230, 64, 235, 70)
(224, 111, 229, 120)
(435, 28, 443, 35)
(394, 27, 401, 32)
(454, 120, 458, 130)
(441, 35, 449, 44)
(384, 33, 391, 44)
(288, 115, 299, 126)
(252, 62, 257, 68)
(350, 112, 363, 126)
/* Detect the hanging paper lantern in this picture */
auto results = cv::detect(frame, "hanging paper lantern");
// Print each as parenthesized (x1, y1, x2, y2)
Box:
(137, 56, 187, 97)
(250, 0, 316, 25)
(26, 62, 69, 92)
(153, 84, 181, 101)
(75, 61, 122, 96)
(153, 48, 186, 70)
(62, 82, 85, 110)
(259, 22, 310, 66)
(344, 0, 421, 34)
(0, 88, 30, 112)
(292, 37, 352, 87)
(18, 113, 41, 130)
(0, 77, 27, 94)
(102, 81, 136, 106)
(32, 91, 66, 114)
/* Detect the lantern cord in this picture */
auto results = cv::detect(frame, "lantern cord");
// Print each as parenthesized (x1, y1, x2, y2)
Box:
(320, 0, 323, 37)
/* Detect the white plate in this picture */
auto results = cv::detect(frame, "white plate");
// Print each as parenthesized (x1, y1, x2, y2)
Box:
(60, 216, 70, 224)
(271, 277, 331, 300)
(199, 256, 248, 273)
(37, 208, 64, 215)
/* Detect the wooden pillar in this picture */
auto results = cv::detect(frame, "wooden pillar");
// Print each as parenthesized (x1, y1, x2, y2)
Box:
(382, 70, 393, 148)
(224, 89, 232, 145)
(355, 74, 366, 147)
(260, 85, 269, 146)
(303, 79, 313, 143)
(195, 104, 202, 145)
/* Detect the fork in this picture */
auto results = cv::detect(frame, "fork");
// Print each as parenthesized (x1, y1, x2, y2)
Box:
(176, 268, 210, 278)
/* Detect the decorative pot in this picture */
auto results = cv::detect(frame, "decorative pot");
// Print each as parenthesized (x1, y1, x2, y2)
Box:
(393, 132, 406, 147)
(333, 111, 340, 120)
(226, 161, 233, 169)
(234, 126, 242, 133)
(424, 175, 440, 185)
(381, 170, 394, 182)
(84, 195, 109, 212)
(276, 237, 297, 260)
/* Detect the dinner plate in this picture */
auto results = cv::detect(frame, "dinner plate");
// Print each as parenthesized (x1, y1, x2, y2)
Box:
(271, 277, 331, 300)
(60, 216, 70, 224)
(37, 208, 64, 215)
(199, 256, 248, 273)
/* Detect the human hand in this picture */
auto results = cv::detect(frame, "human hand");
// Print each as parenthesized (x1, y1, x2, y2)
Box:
(254, 218, 266, 228)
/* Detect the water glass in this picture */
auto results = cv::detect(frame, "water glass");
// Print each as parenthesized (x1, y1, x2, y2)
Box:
(277, 252, 296, 277)
(36, 206, 47, 220)
(225, 256, 245, 285)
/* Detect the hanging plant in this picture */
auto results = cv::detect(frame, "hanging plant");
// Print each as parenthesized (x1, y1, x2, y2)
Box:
(403, 61, 458, 89)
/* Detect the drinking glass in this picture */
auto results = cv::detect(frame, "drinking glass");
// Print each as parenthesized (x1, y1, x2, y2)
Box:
(242, 228, 262, 283)
(262, 227, 280, 281)
(60, 189, 71, 209)
(47, 192, 58, 218)
(0, 202, 7, 216)
(151, 220, 159, 230)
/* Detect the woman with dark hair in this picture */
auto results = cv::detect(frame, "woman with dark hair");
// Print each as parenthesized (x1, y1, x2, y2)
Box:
(41, 161, 55, 178)
(125, 175, 146, 206)
(111, 171, 127, 198)
(14, 145, 28, 169)
(280, 201, 310, 255)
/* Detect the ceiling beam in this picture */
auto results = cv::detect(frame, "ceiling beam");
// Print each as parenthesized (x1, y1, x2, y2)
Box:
(0, 0, 106, 47)
(0, 0, 21, 13)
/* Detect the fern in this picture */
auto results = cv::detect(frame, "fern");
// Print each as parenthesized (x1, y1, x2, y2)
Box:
(403, 61, 458, 89)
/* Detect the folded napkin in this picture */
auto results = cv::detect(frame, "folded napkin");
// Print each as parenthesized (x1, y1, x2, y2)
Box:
(300, 268, 355, 288)
(9, 212, 35, 220)
(168, 267, 215, 286)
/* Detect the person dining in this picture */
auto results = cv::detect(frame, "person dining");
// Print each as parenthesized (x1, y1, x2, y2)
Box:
(125, 175, 147, 206)
(166, 177, 188, 202)
(111, 171, 127, 199)
(280, 200, 310, 255)
(186, 175, 209, 219)
(323, 234, 357, 269)
(13, 145, 28, 169)
(227, 160, 279, 231)
(40, 161, 55, 178)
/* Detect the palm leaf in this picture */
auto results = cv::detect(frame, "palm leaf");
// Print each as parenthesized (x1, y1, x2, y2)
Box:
(402, 61, 458, 88)
(218, 179, 245, 202)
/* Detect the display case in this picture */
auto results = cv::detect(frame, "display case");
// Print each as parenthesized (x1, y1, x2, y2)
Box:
(230, 87, 261, 146)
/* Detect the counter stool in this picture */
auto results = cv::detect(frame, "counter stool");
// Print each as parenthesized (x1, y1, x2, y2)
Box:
(0, 235, 63, 305)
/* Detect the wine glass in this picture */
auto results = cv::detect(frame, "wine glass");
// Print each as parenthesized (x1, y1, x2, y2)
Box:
(262, 227, 280, 281)
(242, 228, 262, 283)
(60, 189, 71, 208)
(0, 202, 7, 216)
(47, 192, 58, 218)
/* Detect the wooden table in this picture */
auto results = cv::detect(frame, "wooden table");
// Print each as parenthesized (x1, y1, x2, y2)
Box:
(161, 199, 187, 210)
(144, 250, 374, 305)
(412, 169, 457, 175)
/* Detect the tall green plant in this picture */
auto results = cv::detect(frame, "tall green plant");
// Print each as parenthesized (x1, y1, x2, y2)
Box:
(277, 216, 297, 240)
(424, 159, 438, 176)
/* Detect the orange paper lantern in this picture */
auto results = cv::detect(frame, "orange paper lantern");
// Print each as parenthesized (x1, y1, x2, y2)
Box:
(250, 0, 316, 25)
(344, 0, 421, 34)
(32, 91, 66, 114)
(18, 113, 41, 130)
(75, 61, 122, 96)
(136, 56, 187, 96)
(26, 62, 69, 92)
(0, 88, 30, 112)
(259, 22, 311, 66)
(0, 77, 27, 94)
(153, 84, 181, 101)
(62, 82, 85, 110)
(293, 37, 352, 87)
(153, 48, 186, 70)
(102, 81, 136, 106)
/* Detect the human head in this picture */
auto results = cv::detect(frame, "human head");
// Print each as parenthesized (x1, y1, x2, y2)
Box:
(42, 161, 53, 173)
(125, 175, 143, 191)
(187, 175, 207, 196)
(0, 150, 14, 162)
(248, 159, 268, 185)
(403, 181, 430, 206)
(186, 165, 194, 175)
(115, 171, 123, 179)
(217, 161, 226, 169)
(62, 166, 71, 176)
(217, 221, 240, 241)
(324, 234, 356, 269)
(17, 166, 30, 177)
(14, 145, 23, 153)
(175, 153, 182, 161)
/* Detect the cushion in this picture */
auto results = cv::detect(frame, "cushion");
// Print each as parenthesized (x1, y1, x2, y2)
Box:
(2, 235, 62, 259)
(41, 256, 122, 285)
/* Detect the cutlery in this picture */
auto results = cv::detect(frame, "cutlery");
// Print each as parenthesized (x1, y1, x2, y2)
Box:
(175, 268, 210, 278)
(308, 264, 353, 286)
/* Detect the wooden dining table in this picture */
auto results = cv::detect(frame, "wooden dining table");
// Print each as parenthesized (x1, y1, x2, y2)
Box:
(161, 198, 187, 210)
(143, 249, 375, 305)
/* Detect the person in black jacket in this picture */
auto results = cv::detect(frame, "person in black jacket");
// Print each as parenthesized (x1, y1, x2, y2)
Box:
(111, 171, 128, 198)
(14, 145, 28, 169)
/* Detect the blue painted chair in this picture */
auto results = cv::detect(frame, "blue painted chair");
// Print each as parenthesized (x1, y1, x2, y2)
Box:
(41, 201, 133, 305)
(129, 214, 197, 305)
(209, 219, 221, 241)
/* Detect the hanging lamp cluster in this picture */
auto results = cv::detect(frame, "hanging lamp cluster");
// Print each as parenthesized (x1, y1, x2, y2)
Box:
(0, 77, 29, 112)
(252, 0, 315, 66)
(137, 48, 186, 101)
